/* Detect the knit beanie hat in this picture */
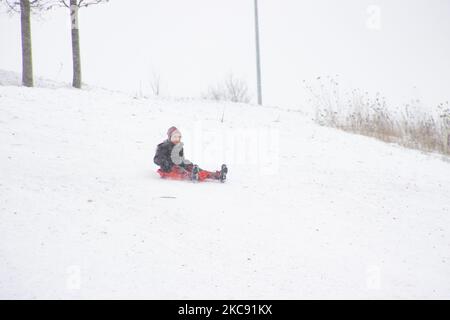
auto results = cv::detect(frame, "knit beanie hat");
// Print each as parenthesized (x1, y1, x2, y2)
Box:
(167, 126, 180, 139)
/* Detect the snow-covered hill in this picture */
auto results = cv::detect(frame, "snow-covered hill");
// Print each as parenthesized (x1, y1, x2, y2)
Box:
(0, 82, 449, 299)
(0, 70, 71, 88)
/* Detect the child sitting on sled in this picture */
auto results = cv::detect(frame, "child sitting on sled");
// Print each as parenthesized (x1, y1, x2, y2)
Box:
(153, 126, 227, 182)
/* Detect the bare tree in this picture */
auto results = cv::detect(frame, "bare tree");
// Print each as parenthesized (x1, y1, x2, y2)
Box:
(224, 74, 250, 103)
(204, 74, 251, 103)
(149, 71, 162, 96)
(3, 0, 108, 89)
(58, 0, 108, 88)
(19, 0, 33, 86)
(1, 0, 57, 87)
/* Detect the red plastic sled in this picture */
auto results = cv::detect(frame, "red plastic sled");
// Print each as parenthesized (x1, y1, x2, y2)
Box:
(157, 168, 210, 181)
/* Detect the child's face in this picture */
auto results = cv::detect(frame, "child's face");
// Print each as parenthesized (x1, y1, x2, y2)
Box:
(170, 133, 181, 144)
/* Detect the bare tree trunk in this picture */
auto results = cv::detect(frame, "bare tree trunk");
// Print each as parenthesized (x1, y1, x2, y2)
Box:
(70, 0, 81, 88)
(20, 0, 33, 87)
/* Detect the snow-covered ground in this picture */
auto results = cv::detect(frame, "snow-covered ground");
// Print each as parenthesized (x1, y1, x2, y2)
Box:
(1, 79, 449, 299)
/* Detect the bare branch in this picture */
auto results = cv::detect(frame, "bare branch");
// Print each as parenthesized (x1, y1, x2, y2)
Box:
(149, 71, 162, 96)
(1, 0, 21, 13)
(204, 74, 251, 103)
(1, 0, 66, 13)
(77, 0, 108, 8)
(1, 0, 109, 13)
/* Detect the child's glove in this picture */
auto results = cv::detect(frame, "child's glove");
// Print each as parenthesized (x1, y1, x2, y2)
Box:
(161, 159, 172, 172)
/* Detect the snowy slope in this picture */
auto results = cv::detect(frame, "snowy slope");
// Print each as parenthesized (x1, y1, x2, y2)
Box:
(0, 82, 449, 299)
(0, 70, 71, 88)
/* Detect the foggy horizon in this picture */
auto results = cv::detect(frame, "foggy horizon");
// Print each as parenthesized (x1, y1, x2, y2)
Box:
(1, 0, 449, 108)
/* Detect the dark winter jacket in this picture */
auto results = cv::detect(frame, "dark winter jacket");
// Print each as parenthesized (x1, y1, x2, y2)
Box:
(153, 140, 192, 172)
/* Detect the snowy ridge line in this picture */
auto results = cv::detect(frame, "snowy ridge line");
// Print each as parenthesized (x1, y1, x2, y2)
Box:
(0, 69, 305, 115)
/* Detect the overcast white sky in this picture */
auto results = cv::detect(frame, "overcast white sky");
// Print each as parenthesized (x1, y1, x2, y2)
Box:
(1, 0, 449, 108)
